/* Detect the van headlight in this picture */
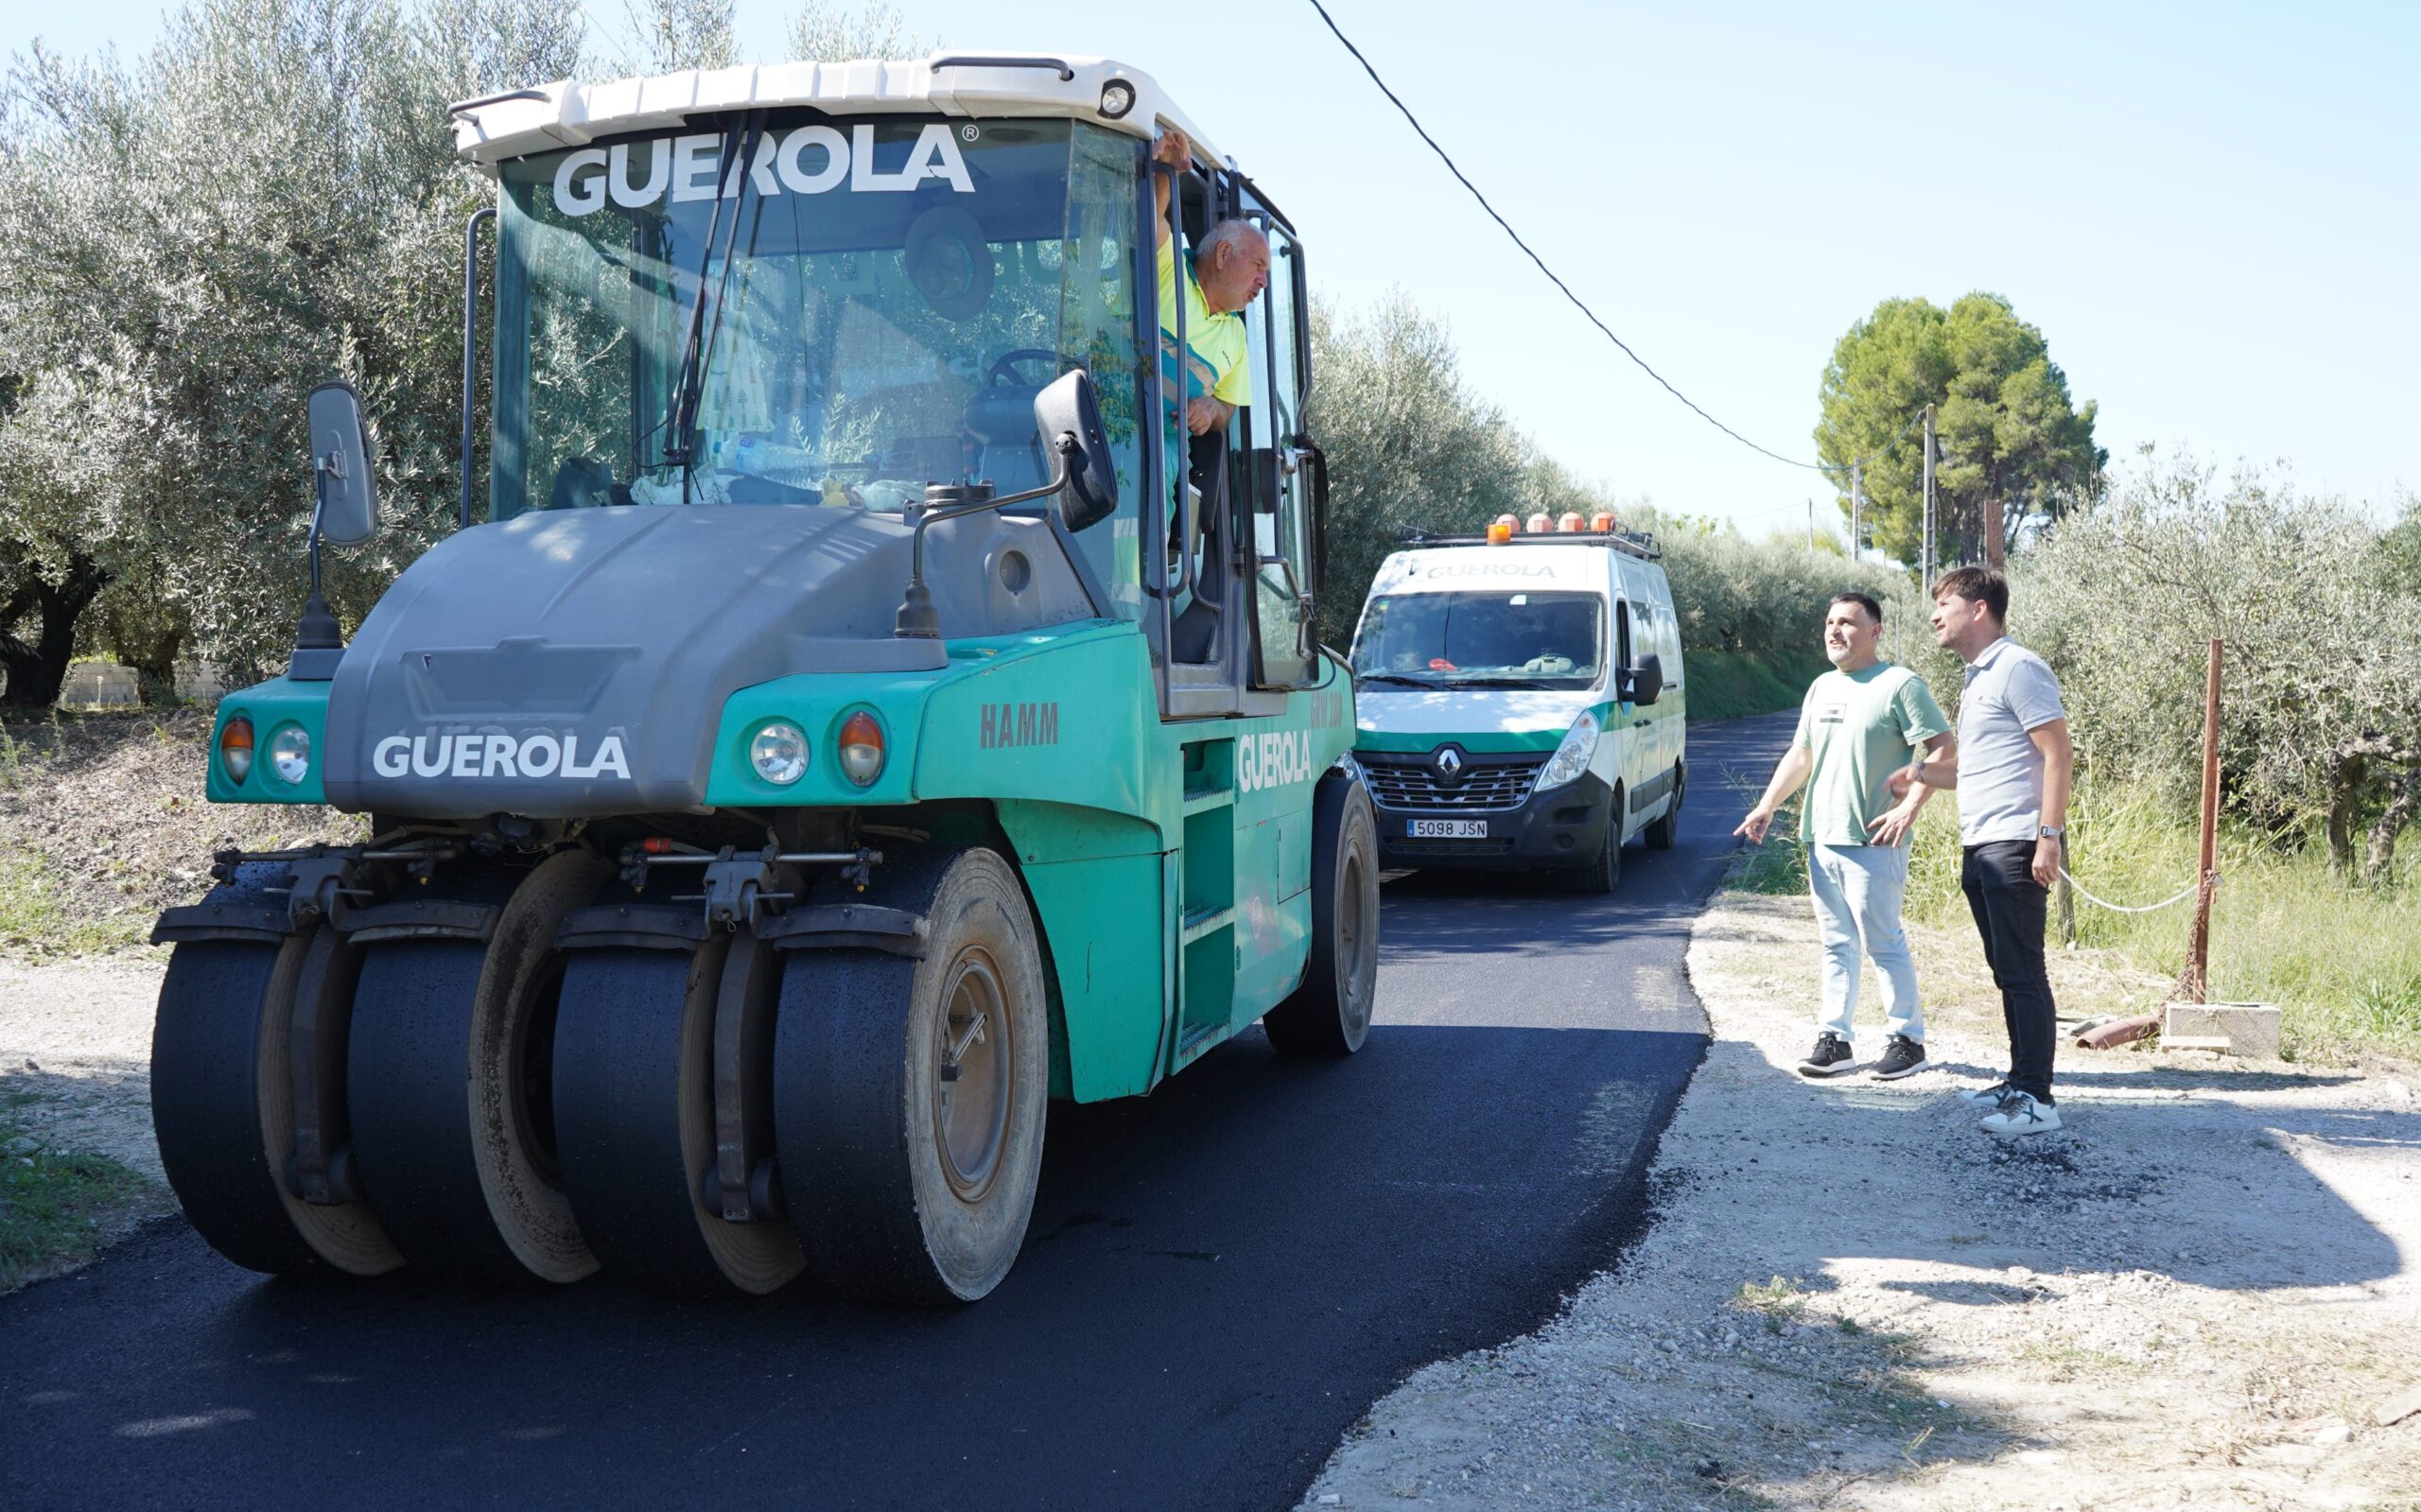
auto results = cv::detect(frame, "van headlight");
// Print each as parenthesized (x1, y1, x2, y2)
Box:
(1535, 710, 1600, 791)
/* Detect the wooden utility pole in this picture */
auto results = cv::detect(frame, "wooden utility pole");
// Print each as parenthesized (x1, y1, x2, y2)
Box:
(1920, 404, 1936, 586)
(2080, 640, 2226, 1051)
(1850, 461, 1863, 562)
(2181, 638, 2224, 1001)
(1805, 497, 1814, 550)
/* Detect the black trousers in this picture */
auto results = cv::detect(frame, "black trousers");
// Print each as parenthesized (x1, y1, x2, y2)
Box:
(1960, 841, 2058, 1103)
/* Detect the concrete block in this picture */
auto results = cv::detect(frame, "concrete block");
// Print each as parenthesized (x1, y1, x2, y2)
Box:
(2162, 1001, 2282, 1059)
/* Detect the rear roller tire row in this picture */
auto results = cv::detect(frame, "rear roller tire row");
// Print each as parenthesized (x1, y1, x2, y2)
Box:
(162, 833, 1368, 1303)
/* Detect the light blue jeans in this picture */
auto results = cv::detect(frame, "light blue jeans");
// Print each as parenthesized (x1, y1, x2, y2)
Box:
(1807, 843, 1924, 1044)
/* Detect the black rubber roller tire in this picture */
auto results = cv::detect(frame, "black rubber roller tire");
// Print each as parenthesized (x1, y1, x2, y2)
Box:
(1264, 774, 1380, 1055)
(774, 847, 1049, 1304)
(151, 866, 401, 1277)
(346, 851, 611, 1284)
(553, 934, 806, 1295)
(1644, 762, 1682, 851)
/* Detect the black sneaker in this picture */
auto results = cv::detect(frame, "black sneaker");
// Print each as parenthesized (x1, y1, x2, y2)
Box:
(1871, 1035, 1926, 1080)
(1797, 1034, 1855, 1078)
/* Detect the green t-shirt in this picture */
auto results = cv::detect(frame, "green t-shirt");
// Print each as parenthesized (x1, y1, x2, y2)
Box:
(1793, 662, 1950, 847)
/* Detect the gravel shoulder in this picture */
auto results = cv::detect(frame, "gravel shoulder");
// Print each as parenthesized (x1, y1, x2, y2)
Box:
(1300, 889, 2421, 1511)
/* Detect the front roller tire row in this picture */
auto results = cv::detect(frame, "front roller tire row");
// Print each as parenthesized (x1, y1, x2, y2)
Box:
(155, 809, 1377, 1302)
(775, 848, 1050, 1304)
(150, 862, 400, 1278)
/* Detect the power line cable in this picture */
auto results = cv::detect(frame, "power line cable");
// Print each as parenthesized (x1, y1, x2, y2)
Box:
(1304, 0, 1922, 480)
(1304, 0, 1818, 471)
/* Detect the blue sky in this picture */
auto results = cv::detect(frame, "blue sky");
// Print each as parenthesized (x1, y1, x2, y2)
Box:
(11, 0, 2416, 535)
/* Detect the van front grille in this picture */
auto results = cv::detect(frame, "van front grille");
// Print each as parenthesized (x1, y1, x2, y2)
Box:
(1360, 755, 1543, 811)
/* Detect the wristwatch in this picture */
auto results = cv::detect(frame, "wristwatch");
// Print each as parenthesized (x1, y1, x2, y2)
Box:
(2038, 825, 2065, 840)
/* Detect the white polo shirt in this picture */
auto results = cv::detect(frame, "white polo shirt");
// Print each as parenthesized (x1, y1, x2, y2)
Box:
(1956, 636, 2066, 846)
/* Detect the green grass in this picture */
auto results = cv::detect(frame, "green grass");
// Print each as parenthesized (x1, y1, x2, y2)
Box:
(1683, 649, 1828, 723)
(0, 1090, 158, 1293)
(0, 848, 144, 958)
(1732, 775, 2421, 1066)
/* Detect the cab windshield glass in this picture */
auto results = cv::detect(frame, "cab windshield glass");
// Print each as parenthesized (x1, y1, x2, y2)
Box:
(1351, 591, 1605, 689)
(490, 113, 1145, 597)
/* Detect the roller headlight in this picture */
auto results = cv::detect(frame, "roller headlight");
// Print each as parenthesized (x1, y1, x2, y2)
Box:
(1535, 709, 1600, 791)
(750, 721, 809, 785)
(267, 724, 311, 785)
(218, 716, 254, 785)
(837, 711, 886, 787)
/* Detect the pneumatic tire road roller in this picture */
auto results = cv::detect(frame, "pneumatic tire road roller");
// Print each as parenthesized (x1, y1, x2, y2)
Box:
(152, 56, 1377, 1304)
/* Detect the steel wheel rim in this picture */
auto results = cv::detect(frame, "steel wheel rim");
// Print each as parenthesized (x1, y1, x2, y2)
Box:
(933, 947, 1011, 1203)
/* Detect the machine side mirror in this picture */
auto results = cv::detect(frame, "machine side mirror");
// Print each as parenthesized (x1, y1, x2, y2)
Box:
(1033, 369, 1118, 532)
(1622, 652, 1664, 706)
(306, 380, 379, 547)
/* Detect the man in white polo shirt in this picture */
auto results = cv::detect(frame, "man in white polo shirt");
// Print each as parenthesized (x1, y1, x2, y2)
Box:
(1736, 591, 1953, 1082)
(1890, 566, 2075, 1137)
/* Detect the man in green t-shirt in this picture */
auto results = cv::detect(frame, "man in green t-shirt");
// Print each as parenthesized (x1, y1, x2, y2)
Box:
(1736, 592, 1955, 1080)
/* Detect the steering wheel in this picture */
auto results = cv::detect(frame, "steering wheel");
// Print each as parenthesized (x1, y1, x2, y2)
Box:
(987, 349, 1060, 389)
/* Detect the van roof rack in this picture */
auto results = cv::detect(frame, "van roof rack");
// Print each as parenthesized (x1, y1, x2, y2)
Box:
(1396, 529, 1663, 563)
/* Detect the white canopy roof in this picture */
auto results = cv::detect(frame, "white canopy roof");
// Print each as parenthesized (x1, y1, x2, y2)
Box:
(448, 54, 1223, 174)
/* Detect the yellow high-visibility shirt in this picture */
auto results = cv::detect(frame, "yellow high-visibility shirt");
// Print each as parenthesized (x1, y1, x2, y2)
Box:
(1156, 237, 1251, 409)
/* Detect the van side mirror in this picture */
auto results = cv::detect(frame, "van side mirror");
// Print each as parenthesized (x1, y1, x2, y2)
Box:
(1622, 652, 1664, 706)
(1033, 369, 1118, 532)
(306, 381, 379, 547)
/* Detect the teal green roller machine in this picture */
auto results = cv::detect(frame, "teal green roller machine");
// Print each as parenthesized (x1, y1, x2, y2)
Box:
(150, 55, 1376, 1304)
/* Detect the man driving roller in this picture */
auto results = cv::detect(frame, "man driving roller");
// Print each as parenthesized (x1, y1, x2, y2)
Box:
(1150, 127, 1269, 436)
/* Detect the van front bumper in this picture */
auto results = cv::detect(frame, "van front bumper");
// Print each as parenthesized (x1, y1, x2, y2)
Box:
(1355, 749, 1611, 872)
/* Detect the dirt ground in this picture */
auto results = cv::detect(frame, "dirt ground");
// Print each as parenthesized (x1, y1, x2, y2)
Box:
(1299, 891, 2421, 1511)
(0, 706, 365, 954)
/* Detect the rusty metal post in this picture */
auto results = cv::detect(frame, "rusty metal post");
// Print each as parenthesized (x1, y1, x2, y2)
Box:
(2056, 835, 2076, 947)
(2180, 638, 2224, 1002)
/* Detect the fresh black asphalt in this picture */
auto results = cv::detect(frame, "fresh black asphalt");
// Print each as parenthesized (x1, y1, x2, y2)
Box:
(0, 712, 1793, 1511)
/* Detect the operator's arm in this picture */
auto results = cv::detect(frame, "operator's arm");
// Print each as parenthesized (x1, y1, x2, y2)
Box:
(2029, 718, 2073, 886)
(1151, 129, 1190, 246)
(1734, 744, 1813, 843)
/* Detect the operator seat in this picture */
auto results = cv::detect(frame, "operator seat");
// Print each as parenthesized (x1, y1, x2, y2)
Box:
(961, 387, 1047, 496)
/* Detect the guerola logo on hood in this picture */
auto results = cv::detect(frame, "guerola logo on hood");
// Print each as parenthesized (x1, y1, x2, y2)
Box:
(553, 125, 975, 217)
(372, 730, 630, 781)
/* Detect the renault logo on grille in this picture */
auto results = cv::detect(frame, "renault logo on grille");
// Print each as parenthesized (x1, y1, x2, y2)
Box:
(1434, 746, 1465, 779)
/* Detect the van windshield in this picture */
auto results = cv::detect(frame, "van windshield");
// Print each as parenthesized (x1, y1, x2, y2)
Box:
(1351, 591, 1605, 690)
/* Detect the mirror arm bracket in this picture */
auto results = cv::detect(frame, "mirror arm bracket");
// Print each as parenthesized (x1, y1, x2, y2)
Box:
(895, 435, 1078, 639)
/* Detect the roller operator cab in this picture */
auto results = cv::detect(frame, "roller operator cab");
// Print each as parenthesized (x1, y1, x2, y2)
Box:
(150, 56, 1377, 1305)
(1348, 524, 1686, 893)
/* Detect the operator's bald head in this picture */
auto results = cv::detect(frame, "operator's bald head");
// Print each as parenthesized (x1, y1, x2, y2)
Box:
(1195, 218, 1270, 317)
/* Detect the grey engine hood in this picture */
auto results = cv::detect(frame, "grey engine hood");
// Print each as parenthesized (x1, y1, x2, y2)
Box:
(321, 504, 1092, 819)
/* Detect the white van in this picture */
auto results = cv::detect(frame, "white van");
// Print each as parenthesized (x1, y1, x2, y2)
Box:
(1346, 527, 1686, 891)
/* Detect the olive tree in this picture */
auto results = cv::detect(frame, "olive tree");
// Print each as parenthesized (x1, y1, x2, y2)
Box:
(2014, 453, 2421, 883)
(0, 0, 583, 696)
(1306, 294, 1530, 648)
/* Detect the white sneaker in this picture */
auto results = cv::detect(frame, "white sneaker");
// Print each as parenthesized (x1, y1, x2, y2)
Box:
(1957, 1080, 2014, 1105)
(1978, 1092, 2062, 1137)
